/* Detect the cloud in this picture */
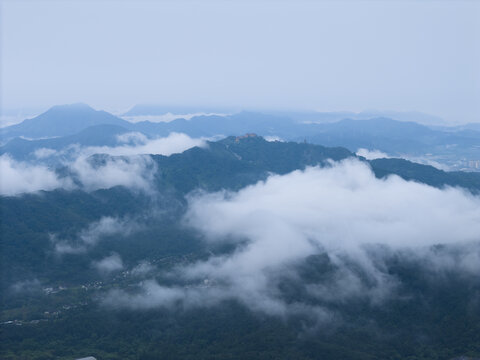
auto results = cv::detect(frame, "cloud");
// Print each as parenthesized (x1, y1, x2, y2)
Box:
(356, 148, 389, 160)
(401, 155, 450, 171)
(0, 152, 157, 196)
(33, 147, 58, 159)
(68, 155, 156, 192)
(10, 279, 42, 294)
(1, 132, 207, 196)
(356, 148, 450, 171)
(31, 132, 206, 160)
(52, 216, 141, 255)
(93, 253, 124, 274)
(264, 135, 284, 142)
(130, 261, 156, 277)
(79, 132, 207, 157)
(0, 154, 73, 196)
(103, 159, 480, 318)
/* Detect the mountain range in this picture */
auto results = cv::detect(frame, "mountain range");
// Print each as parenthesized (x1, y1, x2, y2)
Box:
(1, 104, 480, 172)
(2, 106, 480, 360)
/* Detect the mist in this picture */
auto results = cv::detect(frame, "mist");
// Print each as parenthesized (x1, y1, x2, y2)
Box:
(93, 253, 124, 274)
(103, 159, 480, 317)
(0, 132, 207, 195)
(0, 154, 73, 195)
(52, 216, 141, 255)
(2, 1, 479, 122)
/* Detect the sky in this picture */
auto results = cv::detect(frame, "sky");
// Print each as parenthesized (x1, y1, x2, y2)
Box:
(1, 0, 479, 123)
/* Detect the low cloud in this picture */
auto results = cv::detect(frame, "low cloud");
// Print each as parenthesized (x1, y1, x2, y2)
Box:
(356, 148, 389, 160)
(356, 148, 450, 171)
(93, 253, 124, 274)
(78, 132, 207, 157)
(52, 216, 140, 255)
(33, 147, 58, 159)
(68, 155, 156, 192)
(264, 136, 284, 142)
(103, 159, 480, 318)
(1, 151, 155, 196)
(2, 132, 206, 196)
(10, 279, 42, 295)
(401, 155, 450, 171)
(130, 261, 156, 277)
(0, 154, 73, 196)
(33, 132, 206, 160)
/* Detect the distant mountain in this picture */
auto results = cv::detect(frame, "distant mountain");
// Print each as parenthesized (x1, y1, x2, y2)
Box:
(356, 110, 447, 126)
(302, 118, 437, 154)
(123, 104, 234, 116)
(300, 118, 480, 166)
(0, 124, 130, 161)
(453, 123, 480, 132)
(0, 103, 133, 140)
(124, 105, 447, 126)
(2, 104, 479, 172)
(370, 158, 480, 193)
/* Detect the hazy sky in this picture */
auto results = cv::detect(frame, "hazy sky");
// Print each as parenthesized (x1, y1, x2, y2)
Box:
(1, 0, 479, 122)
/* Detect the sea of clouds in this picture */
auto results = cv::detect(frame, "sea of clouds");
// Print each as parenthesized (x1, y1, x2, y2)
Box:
(0, 132, 206, 195)
(102, 159, 480, 319)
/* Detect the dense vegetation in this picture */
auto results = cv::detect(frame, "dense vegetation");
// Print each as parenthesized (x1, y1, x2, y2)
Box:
(2, 257, 480, 360)
(2, 136, 480, 359)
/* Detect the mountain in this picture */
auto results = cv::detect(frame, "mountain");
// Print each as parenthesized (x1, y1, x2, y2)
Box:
(0, 103, 133, 140)
(452, 123, 480, 132)
(151, 134, 480, 194)
(150, 134, 353, 194)
(131, 113, 480, 162)
(135, 111, 296, 138)
(7, 134, 480, 287)
(124, 106, 448, 126)
(302, 118, 437, 154)
(301, 118, 480, 170)
(356, 110, 447, 126)
(0, 124, 131, 161)
(2, 104, 480, 173)
(123, 104, 234, 116)
(3, 135, 480, 360)
(1, 136, 355, 284)
(370, 158, 480, 192)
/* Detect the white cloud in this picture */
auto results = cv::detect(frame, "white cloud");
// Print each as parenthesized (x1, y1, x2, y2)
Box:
(33, 147, 58, 159)
(264, 136, 284, 142)
(104, 159, 480, 317)
(356, 148, 451, 171)
(0, 154, 73, 196)
(93, 253, 124, 274)
(68, 155, 156, 192)
(31, 133, 205, 160)
(0, 152, 156, 196)
(53, 241, 87, 255)
(356, 148, 389, 160)
(401, 155, 450, 171)
(131, 261, 156, 277)
(79, 132, 207, 157)
(2, 132, 207, 196)
(52, 216, 140, 254)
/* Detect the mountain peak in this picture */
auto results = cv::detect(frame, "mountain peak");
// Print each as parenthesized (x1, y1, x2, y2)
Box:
(46, 102, 95, 113)
(235, 133, 259, 142)
(1, 103, 131, 140)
